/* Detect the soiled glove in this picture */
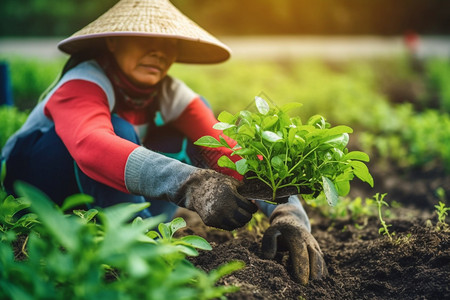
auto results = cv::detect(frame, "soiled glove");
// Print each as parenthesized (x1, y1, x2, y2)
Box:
(125, 147, 256, 230)
(125, 147, 257, 230)
(180, 169, 257, 230)
(261, 202, 327, 285)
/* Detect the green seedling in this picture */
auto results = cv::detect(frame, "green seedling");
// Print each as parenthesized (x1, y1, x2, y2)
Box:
(434, 201, 449, 231)
(374, 193, 394, 242)
(146, 217, 212, 257)
(315, 195, 377, 221)
(0, 190, 38, 235)
(195, 96, 373, 205)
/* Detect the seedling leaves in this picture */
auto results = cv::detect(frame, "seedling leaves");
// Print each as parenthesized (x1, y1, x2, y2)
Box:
(344, 151, 370, 162)
(176, 244, 199, 256)
(181, 235, 212, 251)
(262, 130, 282, 142)
(235, 158, 249, 175)
(237, 124, 256, 138)
(350, 161, 374, 187)
(255, 96, 270, 115)
(60, 193, 93, 213)
(322, 176, 339, 207)
(262, 115, 279, 129)
(14, 181, 79, 251)
(194, 136, 223, 148)
(213, 122, 235, 131)
(73, 208, 98, 223)
(217, 110, 235, 123)
(158, 222, 171, 240)
(218, 156, 236, 170)
(195, 96, 373, 205)
(170, 217, 186, 235)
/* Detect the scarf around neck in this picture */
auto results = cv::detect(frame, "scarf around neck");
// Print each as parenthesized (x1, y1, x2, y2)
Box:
(97, 54, 159, 110)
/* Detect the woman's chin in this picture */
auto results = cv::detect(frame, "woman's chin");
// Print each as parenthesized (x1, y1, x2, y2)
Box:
(133, 75, 162, 87)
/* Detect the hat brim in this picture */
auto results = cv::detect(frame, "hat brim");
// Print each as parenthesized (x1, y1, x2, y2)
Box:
(58, 32, 231, 64)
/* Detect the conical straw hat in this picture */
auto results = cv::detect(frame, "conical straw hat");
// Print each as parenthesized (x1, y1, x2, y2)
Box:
(58, 0, 231, 64)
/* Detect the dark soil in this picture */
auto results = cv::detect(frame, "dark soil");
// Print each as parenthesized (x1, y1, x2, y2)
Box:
(175, 162, 450, 300)
(237, 176, 296, 204)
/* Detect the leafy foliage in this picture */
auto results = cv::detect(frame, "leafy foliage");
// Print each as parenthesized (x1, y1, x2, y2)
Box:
(145, 217, 212, 258)
(0, 106, 28, 151)
(2, 0, 449, 36)
(0, 190, 38, 235)
(434, 201, 449, 231)
(307, 194, 378, 222)
(0, 56, 65, 111)
(195, 96, 373, 205)
(426, 58, 450, 113)
(0, 182, 243, 300)
(359, 104, 450, 173)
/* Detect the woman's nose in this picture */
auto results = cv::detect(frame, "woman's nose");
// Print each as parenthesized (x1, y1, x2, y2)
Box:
(148, 51, 167, 65)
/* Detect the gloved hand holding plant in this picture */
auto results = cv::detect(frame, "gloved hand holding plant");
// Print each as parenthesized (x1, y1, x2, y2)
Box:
(180, 169, 258, 230)
(194, 95, 375, 284)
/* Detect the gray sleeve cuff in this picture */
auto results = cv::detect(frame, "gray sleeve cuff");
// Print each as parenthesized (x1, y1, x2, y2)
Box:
(125, 146, 197, 203)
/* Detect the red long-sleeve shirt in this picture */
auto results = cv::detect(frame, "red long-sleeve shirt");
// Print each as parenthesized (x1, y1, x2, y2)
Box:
(43, 78, 240, 193)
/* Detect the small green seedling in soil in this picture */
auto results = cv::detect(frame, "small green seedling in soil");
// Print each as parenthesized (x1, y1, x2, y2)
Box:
(0, 190, 39, 235)
(434, 201, 449, 231)
(310, 194, 377, 224)
(375, 193, 395, 242)
(195, 96, 373, 205)
(146, 217, 212, 257)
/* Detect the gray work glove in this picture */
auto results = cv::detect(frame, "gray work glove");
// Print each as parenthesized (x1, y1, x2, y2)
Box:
(125, 147, 257, 230)
(261, 202, 328, 285)
(180, 169, 258, 230)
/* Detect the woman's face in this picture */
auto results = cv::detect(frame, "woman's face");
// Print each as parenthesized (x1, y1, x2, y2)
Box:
(106, 36, 178, 87)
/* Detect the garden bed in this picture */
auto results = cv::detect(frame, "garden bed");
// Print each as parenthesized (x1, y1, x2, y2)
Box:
(3, 55, 450, 299)
(176, 163, 450, 299)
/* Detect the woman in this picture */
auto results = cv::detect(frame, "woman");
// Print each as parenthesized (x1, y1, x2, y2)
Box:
(1, 0, 326, 284)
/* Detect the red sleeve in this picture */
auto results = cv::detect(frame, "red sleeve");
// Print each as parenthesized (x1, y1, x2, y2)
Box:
(171, 97, 243, 180)
(44, 80, 139, 192)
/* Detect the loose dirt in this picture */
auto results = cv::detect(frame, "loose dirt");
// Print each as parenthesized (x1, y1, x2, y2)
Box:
(175, 163, 450, 300)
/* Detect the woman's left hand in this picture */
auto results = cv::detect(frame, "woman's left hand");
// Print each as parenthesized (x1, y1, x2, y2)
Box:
(261, 204, 328, 285)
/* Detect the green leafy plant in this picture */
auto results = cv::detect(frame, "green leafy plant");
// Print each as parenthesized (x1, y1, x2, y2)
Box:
(0, 106, 28, 152)
(146, 217, 212, 258)
(359, 103, 450, 174)
(195, 96, 373, 205)
(434, 201, 449, 231)
(425, 58, 450, 113)
(0, 56, 65, 111)
(307, 194, 377, 222)
(0, 182, 243, 300)
(0, 190, 38, 236)
(374, 193, 394, 242)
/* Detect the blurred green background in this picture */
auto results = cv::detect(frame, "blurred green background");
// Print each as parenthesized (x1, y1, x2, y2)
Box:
(1, 0, 449, 37)
(1, 0, 449, 204)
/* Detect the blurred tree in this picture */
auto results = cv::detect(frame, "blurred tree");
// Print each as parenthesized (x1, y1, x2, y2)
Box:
(173, 0, 450, 35)
(1, 0, 449, 37)
(0, 0, 116, 36)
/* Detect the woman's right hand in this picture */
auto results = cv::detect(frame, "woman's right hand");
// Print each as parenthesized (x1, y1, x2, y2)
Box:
(181, 169, 258, 230)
